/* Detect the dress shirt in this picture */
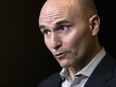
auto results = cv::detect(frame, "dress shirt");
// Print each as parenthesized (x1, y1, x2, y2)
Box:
(60, 48, 106, 87)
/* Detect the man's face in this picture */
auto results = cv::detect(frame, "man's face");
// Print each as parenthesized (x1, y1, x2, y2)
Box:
(39, 0, 93, 68)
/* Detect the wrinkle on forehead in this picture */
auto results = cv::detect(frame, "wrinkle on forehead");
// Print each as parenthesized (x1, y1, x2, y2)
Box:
(39, 7, 67, 24)
(39, 0, 80, 23)
(38, 0, 86, 31)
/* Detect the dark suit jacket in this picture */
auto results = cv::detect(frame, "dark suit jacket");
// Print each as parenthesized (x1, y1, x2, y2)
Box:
(38, 53, 116, 87)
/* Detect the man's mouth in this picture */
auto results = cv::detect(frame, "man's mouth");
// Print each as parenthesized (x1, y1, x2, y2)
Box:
(54, 51, 70, 59)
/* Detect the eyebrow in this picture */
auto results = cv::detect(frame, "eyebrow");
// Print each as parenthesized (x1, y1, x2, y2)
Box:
(39, 20, 71, 31)
(39, 25, 46, 30)
(56, 20, 71, 26)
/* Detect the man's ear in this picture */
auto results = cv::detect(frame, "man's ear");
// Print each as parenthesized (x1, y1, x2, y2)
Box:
(89, 15, 100, 36)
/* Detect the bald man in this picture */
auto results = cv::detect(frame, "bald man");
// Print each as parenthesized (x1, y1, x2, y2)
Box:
(38, 0, 116, 87)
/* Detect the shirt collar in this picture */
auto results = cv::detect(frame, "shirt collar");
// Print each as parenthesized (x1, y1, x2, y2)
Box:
(60, 48, 106, 79)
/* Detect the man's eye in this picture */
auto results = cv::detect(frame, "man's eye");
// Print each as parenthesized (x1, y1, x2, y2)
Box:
(59, 25, 69, 31)
(42, 30, 51, 35)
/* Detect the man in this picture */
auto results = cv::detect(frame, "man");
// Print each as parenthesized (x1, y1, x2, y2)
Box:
(38, 0, 116, 87)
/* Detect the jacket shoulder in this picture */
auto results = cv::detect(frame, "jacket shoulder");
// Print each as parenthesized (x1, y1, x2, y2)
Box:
(38, 71, 62, 87)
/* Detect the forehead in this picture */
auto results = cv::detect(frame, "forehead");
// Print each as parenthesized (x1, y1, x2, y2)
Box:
(39, 6, 68, 24)
(39, 0, 81, 25)
(40, 0, 75, 15)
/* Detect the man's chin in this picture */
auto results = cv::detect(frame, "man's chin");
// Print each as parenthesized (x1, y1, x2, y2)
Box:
(57, 59, 72, 68)
(59, 62, 71, 68)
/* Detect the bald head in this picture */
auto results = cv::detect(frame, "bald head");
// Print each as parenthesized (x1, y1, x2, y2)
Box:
(78, 0, 98, 16)
(39, 0, 97, 22)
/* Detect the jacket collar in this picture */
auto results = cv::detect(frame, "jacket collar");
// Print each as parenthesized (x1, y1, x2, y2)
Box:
(84, 53, 116, 87)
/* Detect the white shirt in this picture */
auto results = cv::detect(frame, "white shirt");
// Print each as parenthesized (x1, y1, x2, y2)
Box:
(60, 48, 106, 87)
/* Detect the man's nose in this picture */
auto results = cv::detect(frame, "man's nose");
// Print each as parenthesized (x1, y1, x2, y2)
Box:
(51, 34, 62, 50)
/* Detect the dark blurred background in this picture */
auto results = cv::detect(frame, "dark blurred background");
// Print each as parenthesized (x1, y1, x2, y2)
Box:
(0, 0, 115, 87)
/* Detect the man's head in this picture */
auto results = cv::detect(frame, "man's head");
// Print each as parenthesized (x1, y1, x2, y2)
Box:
(39, 0, 101, 68)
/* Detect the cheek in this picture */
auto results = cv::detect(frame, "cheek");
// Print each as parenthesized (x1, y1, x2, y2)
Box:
(63, 29, 91, 53)
(44, 38, 51, 50)
(63, 32, 81, 48)
(67, 38, 80, 54)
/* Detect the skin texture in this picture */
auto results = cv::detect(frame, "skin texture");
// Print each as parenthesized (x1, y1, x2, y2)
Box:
(39, 0, 101, 80)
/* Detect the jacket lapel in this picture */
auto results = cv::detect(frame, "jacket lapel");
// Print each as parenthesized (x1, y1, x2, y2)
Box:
(47, 72, 63, 87)
(84, 53, 115, 87)
(51, 76, 62, 87)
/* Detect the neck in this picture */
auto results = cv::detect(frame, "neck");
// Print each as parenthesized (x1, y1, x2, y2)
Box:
(68, 44, 102, 80)
(68, 64, 84, 81)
